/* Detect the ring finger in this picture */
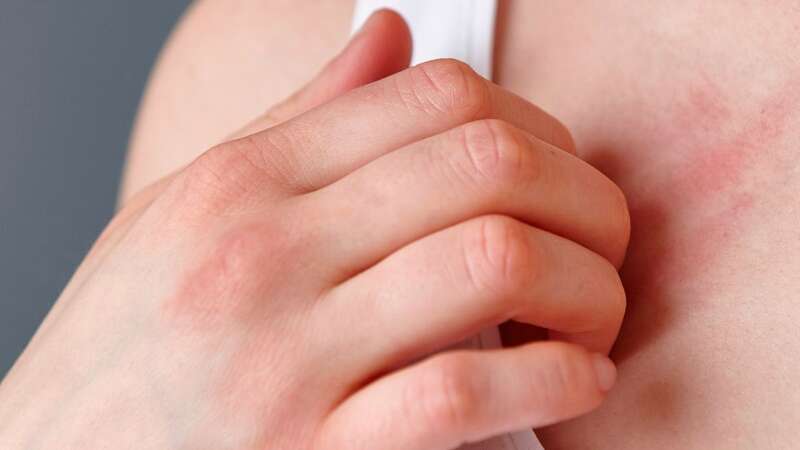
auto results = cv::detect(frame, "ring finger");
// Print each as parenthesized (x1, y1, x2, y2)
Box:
(312, 215, 625, 382)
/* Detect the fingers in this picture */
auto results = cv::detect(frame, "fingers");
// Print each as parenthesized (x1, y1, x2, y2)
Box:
(238, 58, 575, 193)
(314, 215, 625, 381)
(308, 119, 629, 274)
(126, 9, 411, 211)
(316, 342, 615, 450)
(231, 9, 412, 138)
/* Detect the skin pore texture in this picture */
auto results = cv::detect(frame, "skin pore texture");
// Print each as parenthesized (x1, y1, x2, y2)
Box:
(121, 0, 800, 448)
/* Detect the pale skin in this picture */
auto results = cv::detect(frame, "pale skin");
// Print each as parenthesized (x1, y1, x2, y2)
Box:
(118, 1, 800, 448)
(0, 10, 628, 450)
(2, 0, 799, 448)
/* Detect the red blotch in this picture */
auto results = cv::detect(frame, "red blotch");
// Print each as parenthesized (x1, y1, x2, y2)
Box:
(161, 222, 294, 330)
(607, 74, 798, 362)
(625, 75, 798, 284)
(671, 75, 795, 200)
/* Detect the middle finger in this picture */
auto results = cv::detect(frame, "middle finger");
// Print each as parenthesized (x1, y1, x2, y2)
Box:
(303, 119, 629, 281)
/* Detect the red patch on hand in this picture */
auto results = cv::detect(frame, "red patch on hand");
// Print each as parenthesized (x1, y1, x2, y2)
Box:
(161, 221, 297, 330)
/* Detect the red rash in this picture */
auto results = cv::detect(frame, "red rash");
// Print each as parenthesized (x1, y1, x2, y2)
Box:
(621, 74, 797, 291)
(611, 75, 798, 360)
(677, 78, 794, 200)
(161, 221, 295, 330)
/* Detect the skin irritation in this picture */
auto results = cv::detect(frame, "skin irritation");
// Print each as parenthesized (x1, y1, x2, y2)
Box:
(622, 72, 798, 288)
(160, 221, 297, 330)
(600, 72, 800, 374)
(534, 71, 800, 449)
(159, 221, 320, 440)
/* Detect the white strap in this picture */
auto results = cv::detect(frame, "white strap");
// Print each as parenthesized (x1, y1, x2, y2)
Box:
(351, 0, 498, 79)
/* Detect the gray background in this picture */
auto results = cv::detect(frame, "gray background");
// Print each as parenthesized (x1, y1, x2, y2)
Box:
(0, 1, 190, 376)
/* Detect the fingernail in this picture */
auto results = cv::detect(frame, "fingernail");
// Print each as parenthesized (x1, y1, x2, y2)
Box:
(591, 353, 617, 392)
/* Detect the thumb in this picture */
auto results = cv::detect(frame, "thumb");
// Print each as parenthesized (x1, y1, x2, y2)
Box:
(233, 9, 412, 138)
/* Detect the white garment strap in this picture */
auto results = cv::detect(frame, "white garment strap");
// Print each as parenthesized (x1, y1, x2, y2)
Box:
(351, 2, 545, 449)
(351, 0, 497, 79)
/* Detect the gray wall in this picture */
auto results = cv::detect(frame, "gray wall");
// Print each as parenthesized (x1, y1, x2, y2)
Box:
(0, 1, 191, 376)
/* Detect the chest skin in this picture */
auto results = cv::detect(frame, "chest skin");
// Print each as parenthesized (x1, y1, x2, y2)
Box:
(492, 1, 800, 448)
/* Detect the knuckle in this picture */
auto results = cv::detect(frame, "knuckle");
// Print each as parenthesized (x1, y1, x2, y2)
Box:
(457, 120, 527, 189)
(462, 216, 533, 301)
(409, 355, 480, 432)
(205, 228, 266, 291)
(186, 143, 244, 192)
(401, 59, 490, 120)
(178, 130, 305, 216)
(180, 141, 262, 214)
(161, 220, 301, 327)
(244, 127, 313, 191)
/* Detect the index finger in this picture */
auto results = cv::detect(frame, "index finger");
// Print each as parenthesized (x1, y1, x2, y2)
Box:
(241, 58, 576, 192)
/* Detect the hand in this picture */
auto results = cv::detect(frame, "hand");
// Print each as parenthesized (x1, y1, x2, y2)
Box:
(0, 10, 629, 450)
